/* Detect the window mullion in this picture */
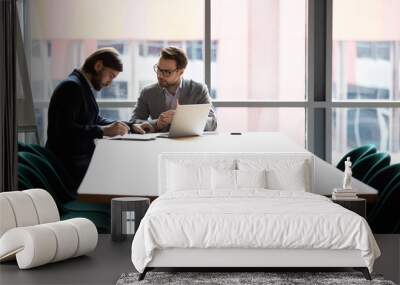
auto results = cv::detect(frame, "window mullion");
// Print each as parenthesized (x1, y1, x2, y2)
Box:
(204, 0, 211, 90)
(325, 0, 333, 163)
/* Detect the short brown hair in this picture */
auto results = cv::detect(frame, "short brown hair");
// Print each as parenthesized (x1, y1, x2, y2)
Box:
(82, 47, 123, 75)
(160, 46, 188, 70)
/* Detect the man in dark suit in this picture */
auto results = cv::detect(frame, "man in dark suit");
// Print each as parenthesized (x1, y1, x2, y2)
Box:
(130, 46, 217, 134)
(46, 48, 129, 192)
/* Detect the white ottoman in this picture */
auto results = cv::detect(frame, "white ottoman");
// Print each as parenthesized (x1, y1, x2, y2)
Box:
(0, 189, 98, 269)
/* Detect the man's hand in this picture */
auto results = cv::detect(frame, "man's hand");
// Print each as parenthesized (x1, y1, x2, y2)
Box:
(156, 110, 176, 130)
(101, 121, 130, 137)
(132, 122, 155, 134)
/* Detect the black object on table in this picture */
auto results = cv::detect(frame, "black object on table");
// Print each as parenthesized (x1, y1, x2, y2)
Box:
(111, 197, 150, 242)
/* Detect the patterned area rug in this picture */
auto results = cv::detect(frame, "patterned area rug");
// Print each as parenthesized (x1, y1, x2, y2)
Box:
(116, 271, 395, 285)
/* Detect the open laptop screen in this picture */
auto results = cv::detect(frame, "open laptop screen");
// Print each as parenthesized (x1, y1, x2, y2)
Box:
(158, 103, 211, 138)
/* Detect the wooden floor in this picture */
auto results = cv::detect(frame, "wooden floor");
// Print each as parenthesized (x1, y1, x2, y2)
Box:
(0, 235, 398, 285)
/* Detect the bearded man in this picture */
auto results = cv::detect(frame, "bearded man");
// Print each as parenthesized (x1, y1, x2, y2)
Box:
(46, 48, 129, 191)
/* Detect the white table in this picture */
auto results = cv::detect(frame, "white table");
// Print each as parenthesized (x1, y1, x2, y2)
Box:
(78, 132, 377, 196)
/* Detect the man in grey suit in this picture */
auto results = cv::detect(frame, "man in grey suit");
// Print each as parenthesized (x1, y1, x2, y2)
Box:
(130, 46, 217, 133)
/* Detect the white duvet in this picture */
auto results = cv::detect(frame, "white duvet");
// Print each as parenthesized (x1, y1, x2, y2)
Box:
(131, 190, 380, 273)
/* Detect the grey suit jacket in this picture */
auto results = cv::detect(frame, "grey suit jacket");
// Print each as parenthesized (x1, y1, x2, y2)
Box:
(129, 79, 217, 132)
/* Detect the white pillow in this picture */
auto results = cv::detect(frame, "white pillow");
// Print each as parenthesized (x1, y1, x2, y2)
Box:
(267, 164, 307, 191)
(237, 158, 310, 191)
(167, 162, 212, 191)
(211, 168, 237, 190)
(236, 169, 268, 189)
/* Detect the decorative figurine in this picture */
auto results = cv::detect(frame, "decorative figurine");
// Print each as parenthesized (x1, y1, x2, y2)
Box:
(342, 157, 352, 190)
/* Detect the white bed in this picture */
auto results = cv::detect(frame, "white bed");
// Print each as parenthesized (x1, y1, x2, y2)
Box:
(131, 153, 380, 280)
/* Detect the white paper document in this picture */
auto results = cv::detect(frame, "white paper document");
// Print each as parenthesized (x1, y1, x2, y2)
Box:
(107, 133, 158, 141)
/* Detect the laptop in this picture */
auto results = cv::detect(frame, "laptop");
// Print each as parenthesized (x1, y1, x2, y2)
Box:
(158, 103, 211, 138)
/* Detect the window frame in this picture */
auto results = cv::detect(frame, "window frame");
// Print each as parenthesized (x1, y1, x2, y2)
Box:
(24, 0, 400, 163)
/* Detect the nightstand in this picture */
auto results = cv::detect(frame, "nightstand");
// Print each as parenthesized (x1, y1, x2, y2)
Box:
(332, 198, 366, 218)
(111, 197, 150, 242)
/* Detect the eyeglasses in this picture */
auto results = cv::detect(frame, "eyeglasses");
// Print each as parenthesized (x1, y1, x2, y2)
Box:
(153, 64, 178, 78)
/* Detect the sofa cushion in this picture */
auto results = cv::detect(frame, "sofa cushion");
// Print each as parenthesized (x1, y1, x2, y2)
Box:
(0, 189, 59, 238)
(24, 189, 60, 223)
(0, 196, 17, 237)
(1, 191, 39, 228)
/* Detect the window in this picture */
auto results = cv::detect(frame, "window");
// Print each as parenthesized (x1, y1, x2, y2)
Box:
(332, 0, 400, 163)
(332, 108, 398, 164)
(27, 0, 204, 142)
(138, 80, 153, 94)
(31, 81, 45, 100)
(32, 40, 51, 58)
(20, 0, 400, 171)
(356, 42, 391, 61)
(99, 108, 132, 123)
(99, 109, 120, 121)
(26, 0, 308, 146)
(47, 41, 52, 57)
(347, 85, 390, 100)
(97, 81, 128, 100)
(211, 0, 307, 101)
(211, 40, 218, 62)
(139, 41, 164, 57)
(210, 89, 217, 99)
(34, 108, 46, 142)
(186, 40, 203, 61)
(332, 2, 399, 101)
(97, 41, 127, 55)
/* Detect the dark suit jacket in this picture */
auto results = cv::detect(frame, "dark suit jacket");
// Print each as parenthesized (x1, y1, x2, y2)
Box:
(129, 79, 217, 132)
(46, 69, 113, 189)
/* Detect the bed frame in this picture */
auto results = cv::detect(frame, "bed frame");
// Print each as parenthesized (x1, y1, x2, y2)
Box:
(138, 248, 371, 280)
(137, 153, 372, 281)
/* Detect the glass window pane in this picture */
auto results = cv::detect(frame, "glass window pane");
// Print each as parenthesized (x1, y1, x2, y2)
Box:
(215, 108, 305, 147)
(332, 108, 400, 164)
(332, 0, 400, 101)
(211, 0, 307, 101)
(28, 0, 204, 143)
(99, 108, 131, 122)
(27, 107, 48, 144)
(29, 1, 204, 104)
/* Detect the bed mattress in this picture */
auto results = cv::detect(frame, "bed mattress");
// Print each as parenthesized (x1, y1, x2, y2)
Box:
(131, 190, 380, 273)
